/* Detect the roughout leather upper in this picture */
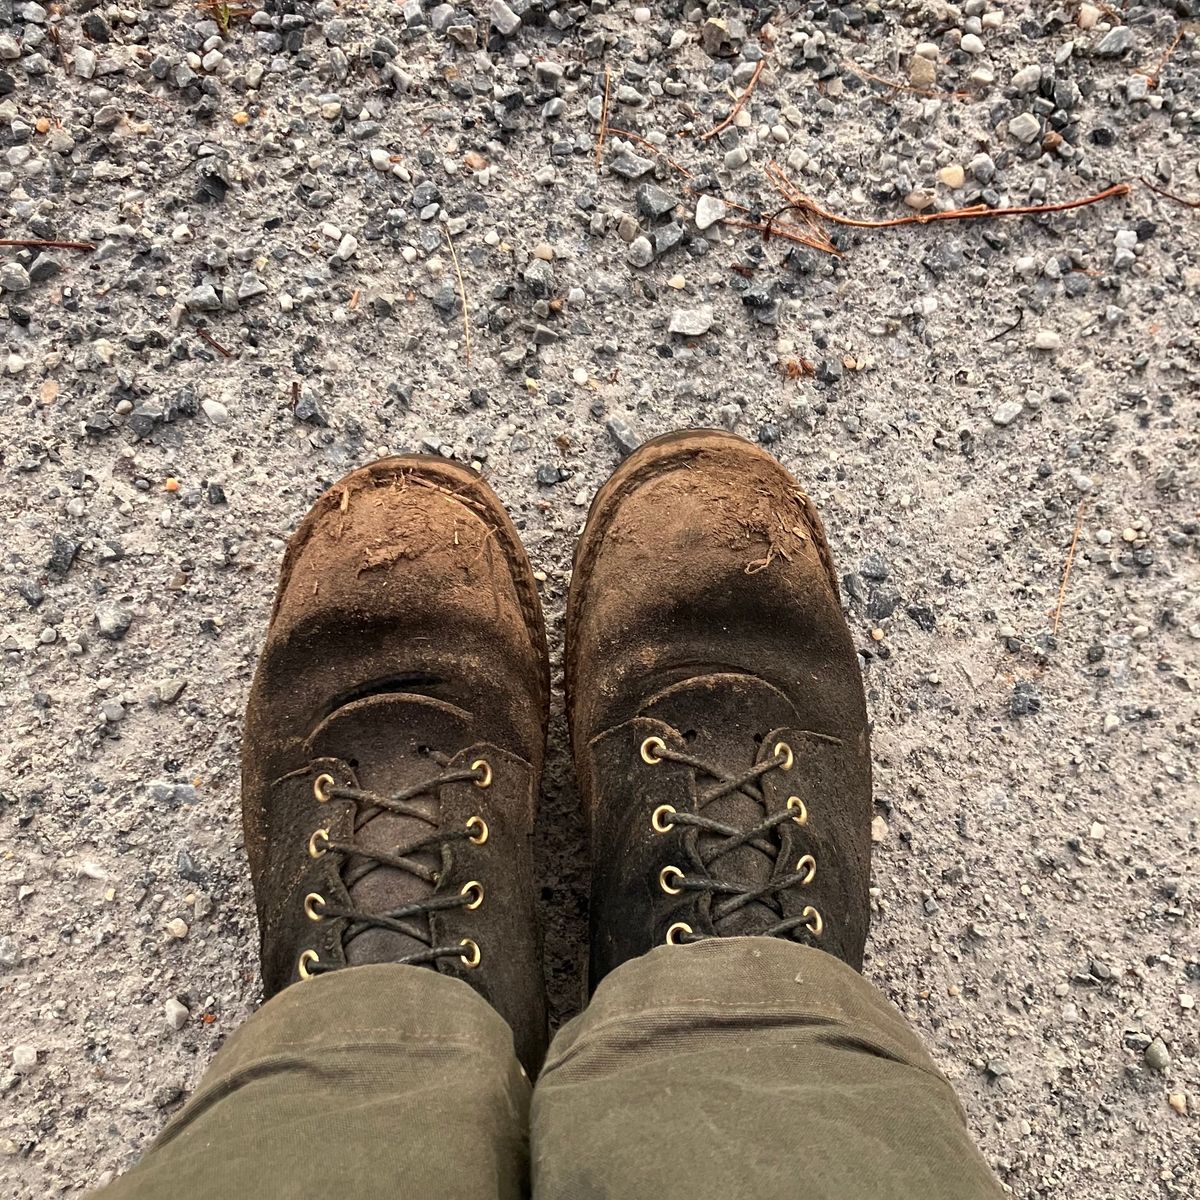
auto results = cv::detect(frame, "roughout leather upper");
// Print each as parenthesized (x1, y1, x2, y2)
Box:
(566, 430, 872, 989)
(242, 457, 549, 1071)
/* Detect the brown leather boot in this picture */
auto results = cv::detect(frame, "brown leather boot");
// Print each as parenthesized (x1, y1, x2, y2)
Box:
(242, 456, 549, 1070)
(566, 430, 872, 990)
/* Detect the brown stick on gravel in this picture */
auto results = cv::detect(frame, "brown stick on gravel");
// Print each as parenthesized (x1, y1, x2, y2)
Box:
(1051, 499, 1089, 638)
(1052, 499, 1088, 636)
(443, 223, 472, 368)
(701, 60, 764, 142)
(841, 58, 970, 101)
(594, 66, 611, 169)
(1143, 27, 1186, 89)
(721, 216, 841, 256)
(0, 237, 96, 251)
(1139, 175, 1200, 209)
(787, 181, 1132, 230)
(606, 127, 694, 179)
(195, 327, 233, 358)
(729, 165, 1131, 260)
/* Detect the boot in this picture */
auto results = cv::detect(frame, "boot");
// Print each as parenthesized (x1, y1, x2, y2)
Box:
(242, 456, 549, 1071)
(566, 430, 872, 989)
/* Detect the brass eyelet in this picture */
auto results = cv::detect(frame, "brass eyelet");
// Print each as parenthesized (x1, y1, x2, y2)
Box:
(651, 804, 677, 833)
(640, 735, 667, 765)
(460, 880, 484, 910)
(802, 906, 823, 937)
(665, 921, 693, 945)
(298, 949, 319, 979)
(303, 892, 326, 922)
(466, 816, 489, 845)
(313, 773, 336, 803)
(787, 795, 808, 825)
(308, 828, 330, 859)
(773, 741, 794, 770)
(471, 759, 492, 788)
(459, 938, 482, 968)
(659, 866, 685, 895)
(795, 854, 817, 886)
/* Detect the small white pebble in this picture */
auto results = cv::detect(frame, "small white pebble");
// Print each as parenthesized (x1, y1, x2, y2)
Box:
(165, 998, 190, 1031)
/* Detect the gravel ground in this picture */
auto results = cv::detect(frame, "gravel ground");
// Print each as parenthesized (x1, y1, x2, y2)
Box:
(2, 0, 1198, 1194)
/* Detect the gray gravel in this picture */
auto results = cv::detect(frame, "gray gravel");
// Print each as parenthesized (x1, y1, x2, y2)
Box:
(2, 0, 1198, 1194)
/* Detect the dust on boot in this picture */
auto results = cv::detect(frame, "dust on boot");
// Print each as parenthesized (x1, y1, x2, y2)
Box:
(566, 430, 872, 989)
(242, 456, 550, 1071)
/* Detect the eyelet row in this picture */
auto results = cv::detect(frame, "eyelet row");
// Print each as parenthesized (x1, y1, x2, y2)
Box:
(297, 937, 483, 979)
(642, 736, 822, 943)
(298, 762, 493, 980)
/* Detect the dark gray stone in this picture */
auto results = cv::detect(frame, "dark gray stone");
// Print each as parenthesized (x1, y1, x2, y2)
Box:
(636, 183, 678, 220)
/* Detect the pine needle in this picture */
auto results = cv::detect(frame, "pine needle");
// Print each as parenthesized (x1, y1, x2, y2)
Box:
(701, 60, 765, 142)
(443, 224, 472, 368)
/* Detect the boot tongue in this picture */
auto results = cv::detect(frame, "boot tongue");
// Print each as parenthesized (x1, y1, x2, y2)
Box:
(640, 674, 799, 937)
(305, 693, 475, 965)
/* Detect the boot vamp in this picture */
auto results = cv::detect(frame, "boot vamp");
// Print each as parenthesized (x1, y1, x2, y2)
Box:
(569, 441, 864, 753)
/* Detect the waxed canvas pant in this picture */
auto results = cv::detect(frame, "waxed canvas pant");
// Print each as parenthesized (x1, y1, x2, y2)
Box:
(96, 938, 1005, 1199)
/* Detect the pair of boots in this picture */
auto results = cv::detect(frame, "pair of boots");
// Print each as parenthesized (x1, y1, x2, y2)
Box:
(243, 428, 871, 1071)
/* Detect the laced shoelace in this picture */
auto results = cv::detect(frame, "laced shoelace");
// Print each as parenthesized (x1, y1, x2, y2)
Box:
(297, 756, 491, 978)
(639, 735, 826, 945)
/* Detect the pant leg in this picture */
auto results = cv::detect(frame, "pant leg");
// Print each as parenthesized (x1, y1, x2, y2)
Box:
(96, 964, 530, 1200)
(532, 938, 1004, 1200)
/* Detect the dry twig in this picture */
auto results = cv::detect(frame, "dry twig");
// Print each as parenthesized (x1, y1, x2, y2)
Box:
(195, 327, 233, 358)
(443, 224, 472, 367)
(1140, 175, 1200, 209)
(701, 60, 765, 142)
(1143, 27, 1185, 88)
(728, 164, 1131, 262)
(594, 67, 611, 169)
(722, 216, 841, 256)
(606, 127, 694, 179)
(785, 180, 1131, 230)
(841, 58, 969, 101)
(0, 237, 95, 251)
(1052, 499, 1088, 636)
(986, 309, 1024, 342)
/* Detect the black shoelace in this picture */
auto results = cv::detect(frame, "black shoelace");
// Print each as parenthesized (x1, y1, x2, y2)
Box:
(643, 737, 825, 943)
(302, 758, 488, 975)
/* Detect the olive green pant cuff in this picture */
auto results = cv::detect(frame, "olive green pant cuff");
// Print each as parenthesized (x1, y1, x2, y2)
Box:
(534, 938, 1005, 1199)
(97, 944, 1004, 1200)
(99, 964, 529, 1200)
